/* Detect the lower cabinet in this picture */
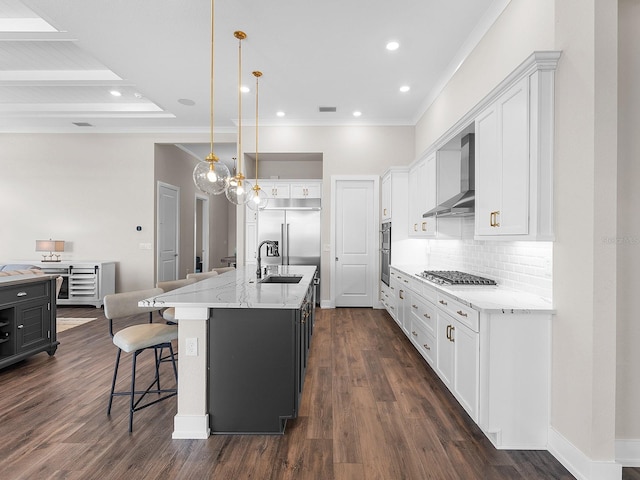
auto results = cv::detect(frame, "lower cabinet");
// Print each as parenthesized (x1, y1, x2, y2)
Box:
(208, 283, 314, 434)
(436, 310, 479, 421)
(0, 276, 58, 369)
(381, 274, 551, 449)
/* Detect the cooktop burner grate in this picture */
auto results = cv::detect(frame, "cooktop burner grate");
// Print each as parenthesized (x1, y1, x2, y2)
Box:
(416, 270, 497, 286)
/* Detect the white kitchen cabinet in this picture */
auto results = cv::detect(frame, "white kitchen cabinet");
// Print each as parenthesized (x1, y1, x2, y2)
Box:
(435, 292, 479, 421)
(260, 181, 291, 199)
(388, 275, 402, 329)
(408, 157, 436, 238)
(290, 181, 321, 199)
(381, 173, 391, 221)
(474, 57, 556, 240)
(475, 77, 529, 236)
(245, 220, 257, 266)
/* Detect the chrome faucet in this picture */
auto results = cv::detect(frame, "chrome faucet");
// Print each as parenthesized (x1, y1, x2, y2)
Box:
(256, 240, 279, 278)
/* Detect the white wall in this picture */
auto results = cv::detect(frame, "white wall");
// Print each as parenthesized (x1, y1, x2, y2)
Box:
(0, 134, 156, 292)
(616, 0, 640, 442)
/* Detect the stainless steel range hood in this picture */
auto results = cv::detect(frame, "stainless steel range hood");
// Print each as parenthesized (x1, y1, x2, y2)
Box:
(423, 133, 475, 218)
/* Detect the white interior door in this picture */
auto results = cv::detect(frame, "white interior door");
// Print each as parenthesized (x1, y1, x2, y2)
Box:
(195, 194, 209, 273)
(334, 178, 375, 307)
(157, 182, 179, 282)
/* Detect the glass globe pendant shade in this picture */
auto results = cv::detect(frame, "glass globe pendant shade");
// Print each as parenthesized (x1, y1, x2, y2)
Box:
(226, 176, 253, 205)
(246, 185, 269, 211)
(193, 155, 230, 195)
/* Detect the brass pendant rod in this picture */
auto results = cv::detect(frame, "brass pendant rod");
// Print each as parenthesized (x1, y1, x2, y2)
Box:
(253, 71, 262, 183)
(209, 0, 215, 156)
(235, 31, 246, 178)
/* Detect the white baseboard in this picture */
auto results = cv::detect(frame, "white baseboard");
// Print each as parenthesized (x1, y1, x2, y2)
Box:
(320, 300, 334, 308)
(616, 439, 640, 467)
(172, 414, 210, 439)
(548, 427, 622, 480)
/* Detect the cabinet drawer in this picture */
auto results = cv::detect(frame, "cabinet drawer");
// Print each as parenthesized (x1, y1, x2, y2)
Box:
(436, 292, 479, 332)
(409, 317, 436, 367)
(0, 281, 48, 305)
(409, 295, 436, 336)
(394, 271, 419, 293)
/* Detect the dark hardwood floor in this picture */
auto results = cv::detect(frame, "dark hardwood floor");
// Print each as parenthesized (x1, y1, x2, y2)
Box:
(0, 305, 636, 479)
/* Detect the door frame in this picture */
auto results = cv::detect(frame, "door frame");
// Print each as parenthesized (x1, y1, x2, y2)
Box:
(157, 181, 180, 282)
(194, 193, 209, 273)
(329, 175, 380, 308)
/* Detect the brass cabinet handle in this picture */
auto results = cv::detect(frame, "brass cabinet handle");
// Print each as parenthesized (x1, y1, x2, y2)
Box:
(17, 324, 24, 329)
(403, 279, 408, 284)
(414, 223, 418, 232)
(390, 286, 395, 290)
(399, 290, 404, 299)
(421, 221, 427, 231)
(439, 299, 448, 306)
(490, 210, 501, 227)
(383, 208, 387, 216)
(456, 310, 468, 317)
(450, 325, 455, 342)
(423, 344, 431, 351)
(424, 313, 431, 319)
(412, 331, 418, 337)
(412, 304, 418, 309)
(446, 325, 451, 340)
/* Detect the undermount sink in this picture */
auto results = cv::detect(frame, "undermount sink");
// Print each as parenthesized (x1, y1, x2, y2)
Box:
(258, 274, 303, 284)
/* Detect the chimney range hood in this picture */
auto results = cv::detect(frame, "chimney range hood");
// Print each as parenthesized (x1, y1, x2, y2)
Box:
(423, 133, 475, 218)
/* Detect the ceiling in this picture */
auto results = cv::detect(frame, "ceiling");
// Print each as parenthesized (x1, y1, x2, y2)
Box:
(0, 0, 509, 136)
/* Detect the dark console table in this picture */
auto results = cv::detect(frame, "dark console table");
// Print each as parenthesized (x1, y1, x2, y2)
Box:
(0, 275, 58, 369)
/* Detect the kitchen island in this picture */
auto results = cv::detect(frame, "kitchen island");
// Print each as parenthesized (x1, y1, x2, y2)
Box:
(141, 265, 317, 439)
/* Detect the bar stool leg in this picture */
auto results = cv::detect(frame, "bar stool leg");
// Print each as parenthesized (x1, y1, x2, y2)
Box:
(129, 350, 139, 433)
(107, 349, 122, 416)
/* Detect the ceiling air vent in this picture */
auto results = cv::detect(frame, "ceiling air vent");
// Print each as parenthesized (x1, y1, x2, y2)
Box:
(72, 122, 94, 127)
(318, 106, 337, 113)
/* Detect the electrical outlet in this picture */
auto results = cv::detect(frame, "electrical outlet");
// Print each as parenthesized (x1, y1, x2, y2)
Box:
(185, 337, 198, 356)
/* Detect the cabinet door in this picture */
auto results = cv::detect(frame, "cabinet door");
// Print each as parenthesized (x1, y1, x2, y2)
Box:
(436, 312, 454, 389)
(381, 174, 391, 221)
(261, 181, 291, 199)
(16, 299, 50, 353)
(245, 221, 257, 265)
(300, 182, 321, 199)
(475, 77, 529, 236)
(408, 161, 422, 237)
(452, 319, 479, 421)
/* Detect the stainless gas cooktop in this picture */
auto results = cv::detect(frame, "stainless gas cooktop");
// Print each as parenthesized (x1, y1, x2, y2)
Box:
(416, 270, 497, 286)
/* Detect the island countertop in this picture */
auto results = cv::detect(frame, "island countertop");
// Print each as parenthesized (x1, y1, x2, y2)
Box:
(140, 265, 317, 310)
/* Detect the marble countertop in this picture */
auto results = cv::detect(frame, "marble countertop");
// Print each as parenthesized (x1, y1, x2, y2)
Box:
(391, 264, 554, 314)
(140, 265, 317, 310)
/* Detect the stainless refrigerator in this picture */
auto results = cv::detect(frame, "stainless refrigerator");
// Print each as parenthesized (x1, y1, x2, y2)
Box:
(257, 208, 321, 301)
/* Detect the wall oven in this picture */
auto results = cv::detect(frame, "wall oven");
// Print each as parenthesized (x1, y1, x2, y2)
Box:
(380, 222, 391, 286)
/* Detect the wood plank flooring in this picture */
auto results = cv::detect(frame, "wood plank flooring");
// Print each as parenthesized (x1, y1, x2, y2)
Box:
(0, 305, 636, 479)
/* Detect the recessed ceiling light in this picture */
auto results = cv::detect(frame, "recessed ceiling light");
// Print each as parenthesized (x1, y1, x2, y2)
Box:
(399, 85, 410, 93)
(240, 85, 250, 93)
(276, 111, 285, 117)
(109, 90, 122, 97)
(353, 111, 362, 117)
(386, 41, 400, 51)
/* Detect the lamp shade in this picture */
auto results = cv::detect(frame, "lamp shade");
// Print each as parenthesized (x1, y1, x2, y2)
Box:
(36, 240, 64, 252)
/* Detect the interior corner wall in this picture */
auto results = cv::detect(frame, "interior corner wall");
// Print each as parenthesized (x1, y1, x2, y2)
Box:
(0, 133, 156, 292)
(616, 0, 640, 442)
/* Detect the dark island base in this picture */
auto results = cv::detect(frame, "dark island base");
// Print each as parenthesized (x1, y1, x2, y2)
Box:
(208, 301, 313, 434)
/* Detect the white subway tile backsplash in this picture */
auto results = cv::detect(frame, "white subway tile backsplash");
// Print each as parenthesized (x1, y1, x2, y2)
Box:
(425, 239, 553, 300)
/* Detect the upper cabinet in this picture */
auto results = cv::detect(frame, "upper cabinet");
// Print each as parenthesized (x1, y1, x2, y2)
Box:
(408, 156, 436, 238)
(380, 166, 409, 239)
(474, 52, 558, 240)
(381, 173, 392, 221)
(290, 181, 322, 199)
(260, 181, 291, 199)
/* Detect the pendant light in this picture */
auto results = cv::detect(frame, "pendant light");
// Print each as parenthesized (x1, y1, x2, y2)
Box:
(226, 30, 253, 205)
(247, 70, 269, 211)
(193, 0, 230, 195)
